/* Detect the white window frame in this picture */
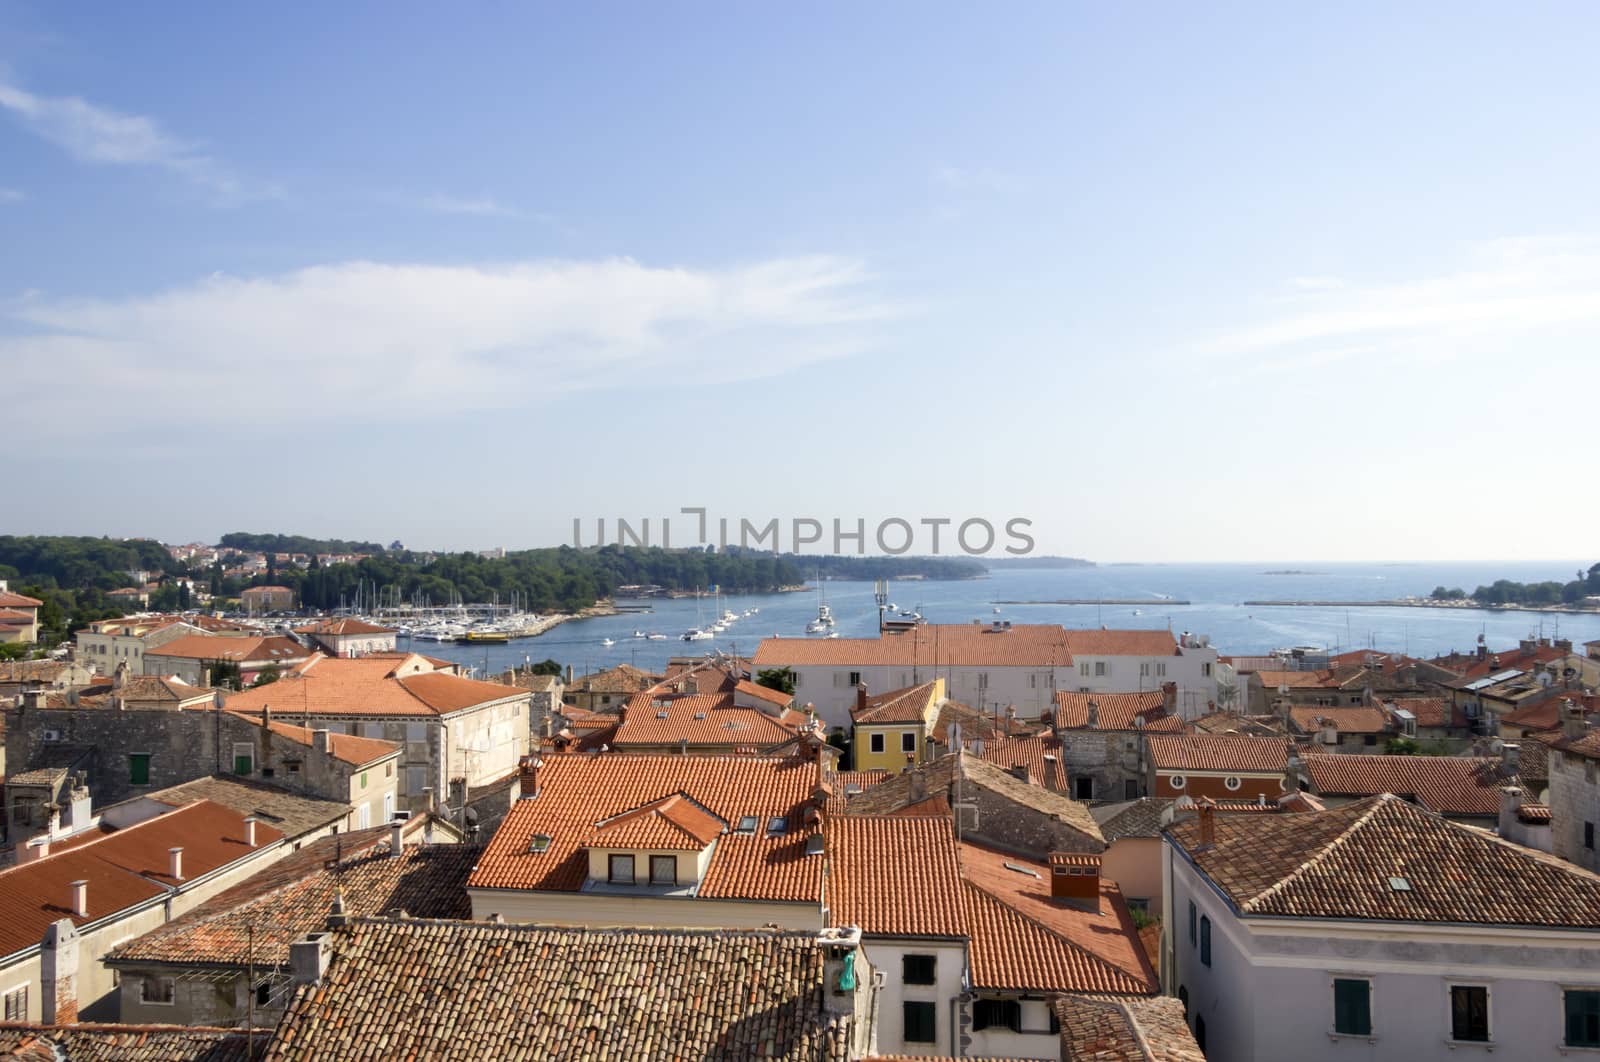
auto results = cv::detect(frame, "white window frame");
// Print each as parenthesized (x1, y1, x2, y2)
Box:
(1445, 982, 1492, 1045)
(356, 803, 371, 829)
(869, 732, 885, 754)
(1224, 776, 1242, 791)
(1170, 774, 1186, 790)
(1329, 974, 1375, 1039)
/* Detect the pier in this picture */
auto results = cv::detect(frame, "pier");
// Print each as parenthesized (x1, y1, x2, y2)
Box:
(992, 598, 1192, 606)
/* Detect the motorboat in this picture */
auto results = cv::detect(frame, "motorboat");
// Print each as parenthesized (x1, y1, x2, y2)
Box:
(601, 638, 615, 647)
(646, 632, 667, 640)
(682, 629, 714, 642)
(633, 630, 647, 638)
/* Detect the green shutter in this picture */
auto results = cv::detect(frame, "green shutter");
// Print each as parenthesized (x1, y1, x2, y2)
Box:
(1334, 979, 1371, 1036)
(129, 753, 150, 786)
(1567, 991, 1600, 1048)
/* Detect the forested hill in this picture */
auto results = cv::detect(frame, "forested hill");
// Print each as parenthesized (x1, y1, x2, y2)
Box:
(1431, 562, 1600, 606)
(219, 532, 387, 555)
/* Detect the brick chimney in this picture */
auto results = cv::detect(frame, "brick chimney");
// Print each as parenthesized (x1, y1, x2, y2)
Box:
(1048, 852, 1101, 907)
(856, 683, 869, 713)
(41, 919, 79, 1023)
(1195, 798, 1216, 849)
(168, 846, 185, 882)
(1161, 682, 1177, 714)
(518, 755, 542, 798)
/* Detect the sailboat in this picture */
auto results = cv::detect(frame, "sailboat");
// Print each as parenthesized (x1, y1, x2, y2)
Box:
(805, 573, 836, 634)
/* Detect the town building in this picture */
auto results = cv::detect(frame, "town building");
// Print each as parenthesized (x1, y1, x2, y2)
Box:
(143, 634, 313, 687)
(1302, 750, 1517, 825)
(607, 690, 806, 755)
(849, 680, 943, 774)
(1550, 702, 1600, 874)
(225, 654, 533, 816)
(1144, 735, 1294, 801)
(0, 585, 42, 645)
(239, 586, 295, 613)
(1284, 704, 1395, 751)
(0, 659, 96, 700)
(1050, 687, 1184, 801)
(291, 617, 397, 657)
(1163, 794, 1600, 1060)
(562, 662, 663, 711)
(1063, 629, 1219, 719)
(261, 920, 870, 1060)
(106, 821, 474, 1028)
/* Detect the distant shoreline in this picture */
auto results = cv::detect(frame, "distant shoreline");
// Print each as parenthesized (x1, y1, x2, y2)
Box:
(1244, 599, 1600, 616)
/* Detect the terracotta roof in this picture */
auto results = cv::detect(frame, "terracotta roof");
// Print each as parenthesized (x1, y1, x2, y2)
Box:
(147, 776, 352, 840)
(1053, 691, 1182, 731)
(1256, 669, 1338, 689)
(1387, 696, 1465, 729)
(1287, 705, 1391, 735)
(0, 801, 284, 959)
(851, 682, 938, 725)
(930, 699, 1000, 744)
(112, 675, 216, 705)
(1054, 995, 1205, 1062)
(1502, 693, 1600, 734)
(584, 793, 727, 850)
(1190, 711, 1286, 737)
(261, 920, 854, 1062)
(1551, 727, 1600, 762)
(612, 693, 802, 749)
(1092, 798, 1173, 842)
(292, 617, 395, 636)
(733, 678, 791, 706)
(846, 752, 1104, 845)
(144, 635, 310, 665)
(0, 1024, 255, 1061)
(107, 833, 478, 970)
(1064, 629, 1178, 657)
(566, 663, 664, 694)
(1441, 643, 1570, 680)
(1168, 793, 1600, 927)
(225, 655, 524, 717)
(469, 754, 823, 903)
(0, 660, 76, 683)
(0, 591, 43, 609)
(752, 624, 1073, 669)
(1145, 735, 1291, 774)
(965, 733, 1069, 791)
(826, 816, 967, 937)
(1304, 754, 1509, 816)
(1518, 803, 1553, 824)
(227, 712, 399, 767)
(959, 842, 1156, 994)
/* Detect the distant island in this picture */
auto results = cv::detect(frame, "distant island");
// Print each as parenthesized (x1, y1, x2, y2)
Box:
(1263, 570, 1327, 576)
(985, 556, 1095, 570)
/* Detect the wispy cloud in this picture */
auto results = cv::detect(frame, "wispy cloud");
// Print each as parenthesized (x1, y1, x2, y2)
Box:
(0, 187, 22, 203)
(1192, 237, 1600, 369)
(2, 255, 897, 443)
(415, 193, 523, 218)
(0, 80, 274, 203)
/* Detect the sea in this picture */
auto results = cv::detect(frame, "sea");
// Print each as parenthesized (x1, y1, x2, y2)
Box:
(414, 560, 1600, 680)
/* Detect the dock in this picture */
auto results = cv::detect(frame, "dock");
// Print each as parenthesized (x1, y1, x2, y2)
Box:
(992, 599, 1191, 606)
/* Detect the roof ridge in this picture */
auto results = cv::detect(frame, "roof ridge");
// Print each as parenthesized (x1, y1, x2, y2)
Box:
(1236, 795, 1394, 911)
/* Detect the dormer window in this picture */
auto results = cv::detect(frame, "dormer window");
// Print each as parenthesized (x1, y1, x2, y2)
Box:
(608, 854, 635, 884)
(767, 817, 789, 836)
(649, 855, 676, 886)
(735, 816, 759, 835)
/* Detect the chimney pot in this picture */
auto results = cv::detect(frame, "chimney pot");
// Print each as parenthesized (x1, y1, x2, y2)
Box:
(390, 819, 404, 857)
(244, 817, 258, 847)
(168, 846, 184, 882)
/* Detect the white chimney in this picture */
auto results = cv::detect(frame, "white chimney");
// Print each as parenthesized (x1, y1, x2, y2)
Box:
(69, 880, 88, 918)
(244, 817, 258, 847)
(168, 846, 185, 882)
(390, 820, 404, 858)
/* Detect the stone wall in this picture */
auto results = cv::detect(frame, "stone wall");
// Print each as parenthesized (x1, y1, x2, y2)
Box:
(1550, 749, 1600, 873)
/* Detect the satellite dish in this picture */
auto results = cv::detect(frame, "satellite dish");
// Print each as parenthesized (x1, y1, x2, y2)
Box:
(1489, 738, 1505, 755)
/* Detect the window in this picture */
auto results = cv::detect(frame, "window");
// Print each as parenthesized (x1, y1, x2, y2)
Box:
(383, 793, 394, 822)
(735, 816, 758, 835)
(1188, 901, 1197, 944)
(976, 672, 988, 690)
(848, 671, 861, 687)
(528, 834, 552, 853)
(1363, 734, 1377, 746)
(1202, 662, 1212, 677)
(129, 753, 150, 786)
(973, 998, 1021, 1032)
(1566, 989, 1600, 1048)
(140, 976, 176, 1005)
(1224, 776, 1241, 791)
(903, 1000, 937, 1044)
(3, 986, 26, 1021)
(901, 731, 917, 754)
(1125, 779, 1140, 799)
(608, 854, 635, 884)
(766, 817, 789, 836)
(1075, 776, 1093, 801)
(1177, 985, 1188, 1016)
(902, 954, 937, 984)
(1079, 662, 1090, 677)
(1094, 662, 1107, 677)
(1450, 985, 1489, 1042)
(356, 803, 370, 829)
(1333, 978, 1372, 1036)
(256, 982, 271, 1007)
(1199, 916, 1212, 966)
(870, 733, 885, 754)
(232, 743, 254, 775)
(1170, 774, 1186, 790)
(1156, 662, 1167, 677)
(649, 855, 676, 886)
(1140, 662, 1150, 677)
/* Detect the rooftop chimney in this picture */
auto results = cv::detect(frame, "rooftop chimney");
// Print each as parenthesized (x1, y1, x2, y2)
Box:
(262, 704, 272, 727)
(313, 729, 331, 754)
(519, 756, 541, 798)
(1499, 741, 1520, 776)
(1563, 699, 1587, 741)
(1196, 798, 1216, 849)
(1498, 785, 1525, 839)
(1009, 763, 1031, 784)
(1048, 852, 1101, 906)
(69, 880, 88, 918)
(289, 932, 330, 986)
(856, 683, 869, 712)
(168, 846, 184, 882)
(41, 919, 79, 1024)
(244, 817, 258, 847)
(1086, 700, 1099, 730)
(390, 819, 404, 858)
(1161, 682, 1177, 715)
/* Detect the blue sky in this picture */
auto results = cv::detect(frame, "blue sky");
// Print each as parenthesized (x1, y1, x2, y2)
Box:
(3, 3, 1598, 562)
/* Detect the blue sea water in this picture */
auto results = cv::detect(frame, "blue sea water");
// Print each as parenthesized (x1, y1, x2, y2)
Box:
(416, 561, 1600, 679)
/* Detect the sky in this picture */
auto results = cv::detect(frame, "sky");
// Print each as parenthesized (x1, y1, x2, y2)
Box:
(2, 3, 1598, 563)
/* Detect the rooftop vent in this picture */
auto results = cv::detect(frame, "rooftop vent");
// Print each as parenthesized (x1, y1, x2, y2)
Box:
(1002, 862, 1040, 878)
(804, 834, 825, 856)
(1388, 876, 1412, 892)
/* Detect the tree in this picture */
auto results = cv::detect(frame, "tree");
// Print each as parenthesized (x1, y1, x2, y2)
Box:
(529, 658, 563, 677)
(1430, 586, 1467, 601)
(1384, 737, 1419, 755)
(208, 660, 243, 691)
(826, 729, 851, 771)
(251, 663, 282, 688)
(756, 667, 797, 696)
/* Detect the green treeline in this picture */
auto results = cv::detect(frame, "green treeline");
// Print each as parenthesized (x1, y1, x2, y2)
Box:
(219, 532, 387, 555)
(1432, 563, 1600, 605)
